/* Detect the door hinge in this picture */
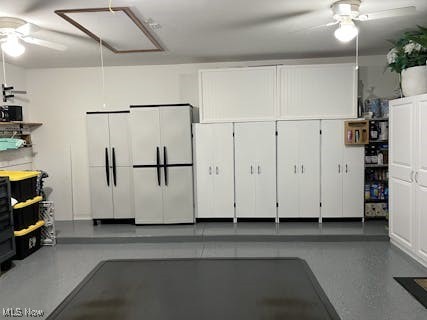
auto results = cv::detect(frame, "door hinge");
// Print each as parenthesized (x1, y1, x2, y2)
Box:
(320, 130, 322, 135)
(234, 202, 236, 208)
(232, 132, 235, 137)
(320, 202, 322, 207)
(275, 131, 278, 136)
(276, 202, 279, 207)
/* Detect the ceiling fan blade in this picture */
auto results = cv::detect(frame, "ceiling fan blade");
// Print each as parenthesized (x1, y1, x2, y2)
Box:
(362, 6, 416, 21)
(21, 37, 67, 51)
(16, 23, 40, 36)
(225, 10, 321, 29)
(289, 21, 338, 34)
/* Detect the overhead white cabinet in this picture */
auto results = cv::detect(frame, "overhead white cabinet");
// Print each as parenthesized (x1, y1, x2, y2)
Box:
(321, 120, 364, 219)
(277, 121, 320, 218)
(199, 67, 277, 122)
(278, 64, 357, 119)
(130, 105, 194, 224)
(86, 112, 133, 220)
(389, 94, 427, 267)
(234, 122, 276, 218)
(194, 123, 235, 218)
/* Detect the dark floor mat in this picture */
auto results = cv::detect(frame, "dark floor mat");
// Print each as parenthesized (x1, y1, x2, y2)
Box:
(47, 258, 340, 320)
(395, 277, 427, 308)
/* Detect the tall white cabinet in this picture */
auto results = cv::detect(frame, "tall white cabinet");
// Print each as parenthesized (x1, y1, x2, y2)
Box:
(130, 104, 194, 224)
(234, 122, 276, 218)
(86, 111, 133, 221)
(321, 120, 364, 219)
(389, 94, 427, 267)
(277, 121, 320, 218)
(194, 123, 235, 218)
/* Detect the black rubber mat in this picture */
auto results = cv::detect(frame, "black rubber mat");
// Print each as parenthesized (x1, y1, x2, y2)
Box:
(395, 277, 427, 308)
(47, 258, 340, 320)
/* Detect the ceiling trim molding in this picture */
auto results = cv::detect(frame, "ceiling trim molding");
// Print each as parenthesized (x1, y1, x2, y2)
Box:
(55, 7, 164, 53)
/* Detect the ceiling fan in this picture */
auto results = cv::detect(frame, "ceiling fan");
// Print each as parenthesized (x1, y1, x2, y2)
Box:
(323, 0, 417, 42)
(0, 17, 67, 57)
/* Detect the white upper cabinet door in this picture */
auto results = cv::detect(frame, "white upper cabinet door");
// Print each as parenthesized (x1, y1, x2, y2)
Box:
(234, 123, 257, 217)
(159, 106, 193, 164)
(298, 121, 321, 218)
(89, 167, 113, 219)
(321, 120, 344, 218)
(254, 122, 277, 218)
(342, 145, 364, 218)
(212, 123, 235, 218)
(87, 113, 110, 167)
(278, 64, 357, 119)
(389, 98, 415, 248)
(199, 67, 277, 122)
(194, 124, 214, 218)
(130, 107, 161, 165)
(277, 121, 300, 218)
(112, 167, 134, 219)
(162, 166, 194, 224)
(108, 113, 131, 167)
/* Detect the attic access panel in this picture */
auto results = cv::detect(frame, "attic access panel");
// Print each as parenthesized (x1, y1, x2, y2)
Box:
(55, 7, 164, 53)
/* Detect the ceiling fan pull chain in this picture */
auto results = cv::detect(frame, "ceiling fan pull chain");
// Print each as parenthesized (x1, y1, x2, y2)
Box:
(355, 32, 359, 70)
(99, 38, 106, 109)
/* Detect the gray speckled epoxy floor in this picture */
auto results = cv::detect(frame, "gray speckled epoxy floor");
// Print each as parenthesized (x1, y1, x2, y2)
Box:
(1, 241, 426, 320)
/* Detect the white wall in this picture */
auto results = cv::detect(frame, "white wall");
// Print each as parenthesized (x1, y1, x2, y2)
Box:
(25, 55, 398, 220)
(0, 63, 33, 170)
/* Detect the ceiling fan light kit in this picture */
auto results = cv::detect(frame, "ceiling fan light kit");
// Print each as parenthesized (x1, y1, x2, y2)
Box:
(1, 34, 25, 57)
(334, 19, 359, 42)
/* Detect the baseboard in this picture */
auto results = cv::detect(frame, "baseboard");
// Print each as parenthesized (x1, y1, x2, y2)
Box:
(390, 239, 427, 270)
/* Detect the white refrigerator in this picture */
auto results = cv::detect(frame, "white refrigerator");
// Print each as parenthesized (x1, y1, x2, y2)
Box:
(130, 104, 194, 224)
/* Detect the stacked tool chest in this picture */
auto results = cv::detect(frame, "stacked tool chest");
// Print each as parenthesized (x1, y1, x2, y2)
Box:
(0, 177, 14, 271)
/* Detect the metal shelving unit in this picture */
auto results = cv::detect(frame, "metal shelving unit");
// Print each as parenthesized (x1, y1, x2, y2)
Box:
(364, 118, 389, 219)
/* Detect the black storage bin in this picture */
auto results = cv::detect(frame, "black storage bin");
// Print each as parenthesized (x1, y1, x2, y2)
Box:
(0, 171, 39, 203)
(11, 177, 37, 203)
(14, 221, 44, 260)
(12, 197, 41, 230)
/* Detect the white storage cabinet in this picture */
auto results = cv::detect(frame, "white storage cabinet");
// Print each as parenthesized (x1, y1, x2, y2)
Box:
(194, 123, 235, 219)
(234, 122, 276, 218)
(277, 120, 321, 218)
(321, 120, 364, 219)
(86, 111, 133, 221)
(389, 94, 427, 267)
(130, 104, 194, 224)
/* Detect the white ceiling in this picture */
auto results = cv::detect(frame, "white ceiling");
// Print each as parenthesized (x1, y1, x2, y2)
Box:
(1, 0, 426, 68)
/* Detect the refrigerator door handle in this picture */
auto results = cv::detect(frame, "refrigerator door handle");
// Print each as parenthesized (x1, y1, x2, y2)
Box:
(156, 147, 161, 186)
(112, 147, 117, 186)
(105, 147, 110, 186)
(163, 146, 168, 186)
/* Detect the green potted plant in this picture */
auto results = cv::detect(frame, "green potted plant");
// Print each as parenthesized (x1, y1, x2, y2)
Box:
(387, 26, 427, 97)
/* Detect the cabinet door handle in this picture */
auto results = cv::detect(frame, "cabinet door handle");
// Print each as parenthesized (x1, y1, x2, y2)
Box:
(163, 146, 168, 186)
(338, 164, 341, 173)
(345, 164, 348, 173)
(294, 165, 297, 174)
(250, 165, 254, 175)
(209, 166, 212, 175)
(301, 164, 304, 174)
(215, 166, 219, 175)
(105, 148, 110, 186)
(112, 147, 117, 186)
(156, 147, 161, 186)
